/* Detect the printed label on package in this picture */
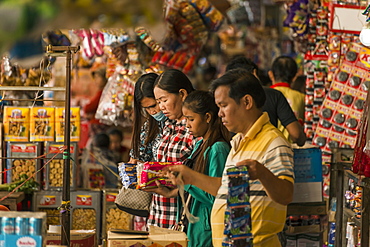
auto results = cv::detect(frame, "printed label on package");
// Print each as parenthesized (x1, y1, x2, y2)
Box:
(40, 195, 56, 205)
(76, 195, 92, 206)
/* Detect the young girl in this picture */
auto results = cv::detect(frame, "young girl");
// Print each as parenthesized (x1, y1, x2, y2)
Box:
(158, 90, 230, 246)
(147, 69, 197, 229)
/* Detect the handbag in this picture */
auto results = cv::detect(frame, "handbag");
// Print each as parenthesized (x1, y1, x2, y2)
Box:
(115, 187, 152, 217)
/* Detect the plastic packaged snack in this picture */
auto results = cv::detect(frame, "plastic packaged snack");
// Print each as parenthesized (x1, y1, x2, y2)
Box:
(139, 161, 182, 189)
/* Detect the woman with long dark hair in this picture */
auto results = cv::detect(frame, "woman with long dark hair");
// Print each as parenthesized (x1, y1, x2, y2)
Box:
(130, 73, 166, 164)
(146, 69, 197, 229)
(157, 90, 230, 246)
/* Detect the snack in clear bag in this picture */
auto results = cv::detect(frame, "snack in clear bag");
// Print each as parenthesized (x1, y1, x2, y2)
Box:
(118, 163, 137, 189)
(139, 161, 182, 189)
(223, 166, 253, 246)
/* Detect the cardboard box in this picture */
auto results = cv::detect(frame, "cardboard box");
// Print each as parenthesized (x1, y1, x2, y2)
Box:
(71, 190, 102, 245)
(102, 190, 133, 242)
(0, 235, 43, 247)
(107, 226, 188, 247)
(6, 142, 41, 184)
(33, 191, 63, 228)
(30, 107, 55, 141)
(3, 106, 30, 142)
(44, 142, 77, 190)
(292, 148, 323, 203)
(55, 107, 80, 142)
(46, 230, 96, 247)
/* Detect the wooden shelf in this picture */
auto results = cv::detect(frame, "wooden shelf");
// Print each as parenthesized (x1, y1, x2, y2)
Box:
(0, 86, 65, 91)
(343, 207, 361, 226)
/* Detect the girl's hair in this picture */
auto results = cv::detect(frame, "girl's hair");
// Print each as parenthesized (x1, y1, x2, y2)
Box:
(131, 73, 159, 159)
(183, 90, 231, 174)
(154, 69, 195, 95)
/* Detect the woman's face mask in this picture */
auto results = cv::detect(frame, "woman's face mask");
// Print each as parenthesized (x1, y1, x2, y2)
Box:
(151, 111, 167, 122)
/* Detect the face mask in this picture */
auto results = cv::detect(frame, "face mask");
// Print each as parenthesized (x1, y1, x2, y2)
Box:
(151, 111, 167, 122)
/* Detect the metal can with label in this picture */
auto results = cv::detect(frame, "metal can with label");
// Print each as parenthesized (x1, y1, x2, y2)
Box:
(1, 217, 15, 234)
(29, 217, 42, 235)
(15, 217, 29, 235)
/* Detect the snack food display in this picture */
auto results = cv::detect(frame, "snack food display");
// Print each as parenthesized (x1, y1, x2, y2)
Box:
(30, 107, 55, 142)
(55, 107, 81, 142)
(44, 142, 77, 190)
(3, 107, 30, 142)
(6, 142, 41, 183)
(138, 161, 182, 189)
(72, 208, 96, 230)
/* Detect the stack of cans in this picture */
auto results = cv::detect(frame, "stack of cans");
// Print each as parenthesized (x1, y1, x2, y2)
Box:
(1, 216, 43, 236)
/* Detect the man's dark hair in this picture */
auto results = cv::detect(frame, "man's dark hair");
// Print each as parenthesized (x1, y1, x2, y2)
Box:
(210, 69, 266, 109)
(226, 56, 258, 73)
(94, 133, 110, 149)
(108, 128, 123, 140)
(271, 56, 298, 84)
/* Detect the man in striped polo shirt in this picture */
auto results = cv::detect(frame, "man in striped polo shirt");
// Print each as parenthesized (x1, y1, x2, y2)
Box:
(166, 69, 294, 247)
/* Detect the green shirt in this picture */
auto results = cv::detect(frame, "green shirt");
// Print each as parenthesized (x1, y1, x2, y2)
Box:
(181, 139, 230, 247)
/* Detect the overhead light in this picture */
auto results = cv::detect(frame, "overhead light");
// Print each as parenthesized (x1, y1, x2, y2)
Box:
(361, 4, 370, 46)
(360, 23, 370, 47)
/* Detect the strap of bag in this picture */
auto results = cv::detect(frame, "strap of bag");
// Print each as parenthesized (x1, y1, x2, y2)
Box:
(177, 194, 192, 225)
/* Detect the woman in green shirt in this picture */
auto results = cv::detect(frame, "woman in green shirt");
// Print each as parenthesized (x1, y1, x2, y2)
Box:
(155, 90, 230, 246)
(181, 90, 230, 247)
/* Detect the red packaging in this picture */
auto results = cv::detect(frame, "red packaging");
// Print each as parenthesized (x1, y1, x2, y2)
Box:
(139, 162, 182, 189)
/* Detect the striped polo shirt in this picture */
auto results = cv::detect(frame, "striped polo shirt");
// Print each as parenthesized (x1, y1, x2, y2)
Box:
(211, 112, 294, 247)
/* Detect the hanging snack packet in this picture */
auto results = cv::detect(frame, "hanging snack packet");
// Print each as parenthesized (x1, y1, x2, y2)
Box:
(223, 166, 253, 246)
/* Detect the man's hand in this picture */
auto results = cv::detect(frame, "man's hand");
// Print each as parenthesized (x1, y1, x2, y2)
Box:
(236, 158, 293, 205)
(236, 159, 264, 180)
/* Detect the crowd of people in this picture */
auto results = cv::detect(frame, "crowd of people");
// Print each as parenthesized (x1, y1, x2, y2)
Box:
(83, 54, 306, 247)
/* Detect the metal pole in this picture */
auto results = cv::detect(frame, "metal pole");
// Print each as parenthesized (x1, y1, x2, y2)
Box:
(61, 47, 72, 246)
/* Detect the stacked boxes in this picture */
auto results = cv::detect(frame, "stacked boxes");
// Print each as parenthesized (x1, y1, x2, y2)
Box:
(102, 190, 132, 242)
(3, 107, 30, 142)
(44, 142, 77, 190)
(6, 142, 41, 185)
(71, 190, 102, 245)
(55, 107, 81, 142)
(2, 106, 80, 142)
(0, 211, 47, 247)
(30, 107, 55, 142)
(32, 191, 63, 228)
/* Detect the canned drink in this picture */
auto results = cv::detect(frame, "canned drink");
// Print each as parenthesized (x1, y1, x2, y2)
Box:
(1, 217, 15, 234)
(29, 217, 42, 235)
(15, 217, 29, 235)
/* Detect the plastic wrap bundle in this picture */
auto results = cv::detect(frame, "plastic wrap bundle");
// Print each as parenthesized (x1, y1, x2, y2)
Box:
(223, 166, 253, 247)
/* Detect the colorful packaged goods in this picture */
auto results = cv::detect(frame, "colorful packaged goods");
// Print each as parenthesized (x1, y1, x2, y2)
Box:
(139, 162, 182, 189)
(118, 163, 137, 189)
(55, 107, 80, 142)
(3, 106, 30, 142)
(223, 166, 252, 247)
(30, 107, 55, 142)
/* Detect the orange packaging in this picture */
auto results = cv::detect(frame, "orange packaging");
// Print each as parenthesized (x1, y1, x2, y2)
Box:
(30, 107, 55, 141)
(3, 106, 30, 142)
(55, 107, 81, 142)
